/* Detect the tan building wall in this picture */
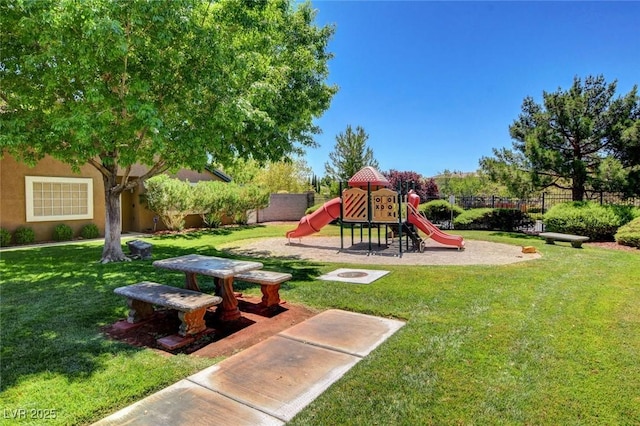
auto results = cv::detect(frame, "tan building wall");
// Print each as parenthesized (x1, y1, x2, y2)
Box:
(0, 154, 106, 241)
(251, 192, 315, 223)
(1, 154, 230, 241)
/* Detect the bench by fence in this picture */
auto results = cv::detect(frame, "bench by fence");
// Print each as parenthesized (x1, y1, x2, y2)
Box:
(114, 282, 222, 336)
(539, 232, 589, 248)
(234, 270, 292, 308)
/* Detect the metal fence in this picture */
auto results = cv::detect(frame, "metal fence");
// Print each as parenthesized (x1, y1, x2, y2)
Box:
(315, 191, 639, 214)
(424, 191, 640, 214)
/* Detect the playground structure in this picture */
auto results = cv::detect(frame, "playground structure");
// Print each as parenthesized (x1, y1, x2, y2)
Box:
(286, 167, 464, 255)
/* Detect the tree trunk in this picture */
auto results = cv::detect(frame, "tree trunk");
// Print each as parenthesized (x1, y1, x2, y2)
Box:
(571, 184, 585, 202)
(571, 162, 587, 201)
(101, 174, 129, 263)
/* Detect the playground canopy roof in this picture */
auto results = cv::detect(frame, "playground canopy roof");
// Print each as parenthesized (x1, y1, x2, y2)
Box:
(348, 166, 390, 188)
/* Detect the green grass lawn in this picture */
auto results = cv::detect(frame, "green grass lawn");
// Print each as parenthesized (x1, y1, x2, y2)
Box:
(1, 224, 639, 425)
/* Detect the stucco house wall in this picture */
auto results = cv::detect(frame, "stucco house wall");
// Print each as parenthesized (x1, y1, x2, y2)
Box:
(1, 154, 106, 241)
(1, 153, 229, 241)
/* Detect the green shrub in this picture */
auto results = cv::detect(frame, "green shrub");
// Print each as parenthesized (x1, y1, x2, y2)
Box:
(191, 181, 269, 227)
(0, 228, 12, 247)
(193, 181, 233, 228)
(419, 200, 464, 222)
(14, 226, 35, 245)
(80, 223, 100, 239)
(453, 208, 493, 230)
(543, 202, 627, 241)
(491, 208, 533, 231)
(53, 224, 74, 241)
(231, 184, 270, 225)
(305, 203, 323, 215)
(606, 205, 640, 225)
(144, 175, 194, 231)
(453, 208, 532, 231)
(615, 217, 640, 248)
(528, 212, 544, 222)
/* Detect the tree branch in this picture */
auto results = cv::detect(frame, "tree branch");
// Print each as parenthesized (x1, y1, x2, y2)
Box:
(87, 157, 111, 178)
(116, 164, 133, 192)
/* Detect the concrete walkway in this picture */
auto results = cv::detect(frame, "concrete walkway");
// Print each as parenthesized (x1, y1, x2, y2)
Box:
(93, 309, 405, 425)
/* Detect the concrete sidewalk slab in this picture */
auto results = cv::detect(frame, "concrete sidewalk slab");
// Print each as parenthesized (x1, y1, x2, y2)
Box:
(93, 380, 284, 426)
(190, 335, 360, 422)
(279, 309, 405, 357)
(93, 309, 405, 425)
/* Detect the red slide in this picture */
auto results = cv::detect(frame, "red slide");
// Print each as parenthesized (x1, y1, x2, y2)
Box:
(407, 192, 465, 249)
(286, 197, 341, 239)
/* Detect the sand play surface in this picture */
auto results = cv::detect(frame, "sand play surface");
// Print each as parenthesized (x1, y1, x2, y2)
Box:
(221, 236, 541, 265)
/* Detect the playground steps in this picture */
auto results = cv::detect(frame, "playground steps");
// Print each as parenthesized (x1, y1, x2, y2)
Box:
(401, 223, 425, 252)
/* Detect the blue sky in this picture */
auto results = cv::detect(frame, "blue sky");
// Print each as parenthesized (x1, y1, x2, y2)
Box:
(304, 1, 640, 178)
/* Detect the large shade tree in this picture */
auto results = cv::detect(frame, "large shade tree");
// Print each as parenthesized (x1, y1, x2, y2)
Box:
(611, 103, 640, 196)
(481, 75, 639, 201)
(0, 0, 336, 262)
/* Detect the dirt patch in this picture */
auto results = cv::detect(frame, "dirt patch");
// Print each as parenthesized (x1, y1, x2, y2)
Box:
(584, 242, 639, 252)
(221, 236, 541, 265)
(103, 296, 318, 358)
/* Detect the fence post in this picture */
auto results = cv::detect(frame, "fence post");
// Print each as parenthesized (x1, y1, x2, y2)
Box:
(339, 181, 344, 250)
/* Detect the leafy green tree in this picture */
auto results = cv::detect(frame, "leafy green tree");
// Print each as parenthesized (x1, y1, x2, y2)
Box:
(233, 184, 271, 224)
(324, 125, 379, 182)
(434, 169, 508, 197)
(143, 175, 194, 231)
(482, 75, 639, 201)
(192, 181, 232, 228)
(0, 0, 336, 262)
(255, 158, 313, 193)
(611, 106, 640, 196)
(479, 150, 538, 198)
(215, 158, 262, 186)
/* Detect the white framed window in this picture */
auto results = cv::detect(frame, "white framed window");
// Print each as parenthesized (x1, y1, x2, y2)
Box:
(25, 176, 94, 222)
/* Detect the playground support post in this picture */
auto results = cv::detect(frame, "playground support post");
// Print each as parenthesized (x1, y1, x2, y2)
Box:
(339, 181, 344, 250)
(397, 180, 403, 256)
(367, 181, 372, 254)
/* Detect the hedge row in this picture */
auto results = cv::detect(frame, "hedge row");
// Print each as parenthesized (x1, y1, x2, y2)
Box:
(0, 223, 101, 247)
(144, 176, 270, 230)
(452, 208, 533, 232)
(307, 199, 639, 240)
(615, 217, 640, 248)
(543, 202, 639, 241)
(419, 200, 464, 222)
(418, 200, 639, 241)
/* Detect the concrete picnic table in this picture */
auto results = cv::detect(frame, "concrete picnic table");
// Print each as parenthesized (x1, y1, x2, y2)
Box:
(152, 254, 263, 321)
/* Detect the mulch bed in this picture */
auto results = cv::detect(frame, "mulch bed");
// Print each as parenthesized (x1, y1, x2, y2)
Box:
(102, 295, 317, 357)
(585, 242, 639, 252)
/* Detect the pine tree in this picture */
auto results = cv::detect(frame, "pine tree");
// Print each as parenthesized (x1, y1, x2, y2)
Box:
(324, 125, 379, 182)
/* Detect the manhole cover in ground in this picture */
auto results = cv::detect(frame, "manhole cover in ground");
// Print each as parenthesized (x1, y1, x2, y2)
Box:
(337, 271, 368, 278)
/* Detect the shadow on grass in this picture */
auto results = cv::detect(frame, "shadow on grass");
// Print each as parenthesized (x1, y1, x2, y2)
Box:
(150, 225, 267, 240)
(0, 238, 323, 391)
(1, 245, 149, 391)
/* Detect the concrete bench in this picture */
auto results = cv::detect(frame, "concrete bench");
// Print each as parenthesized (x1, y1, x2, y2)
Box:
(539, 232, 589, 248)
(234, 270, 292, 308)
(114, 281, 222, 336)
